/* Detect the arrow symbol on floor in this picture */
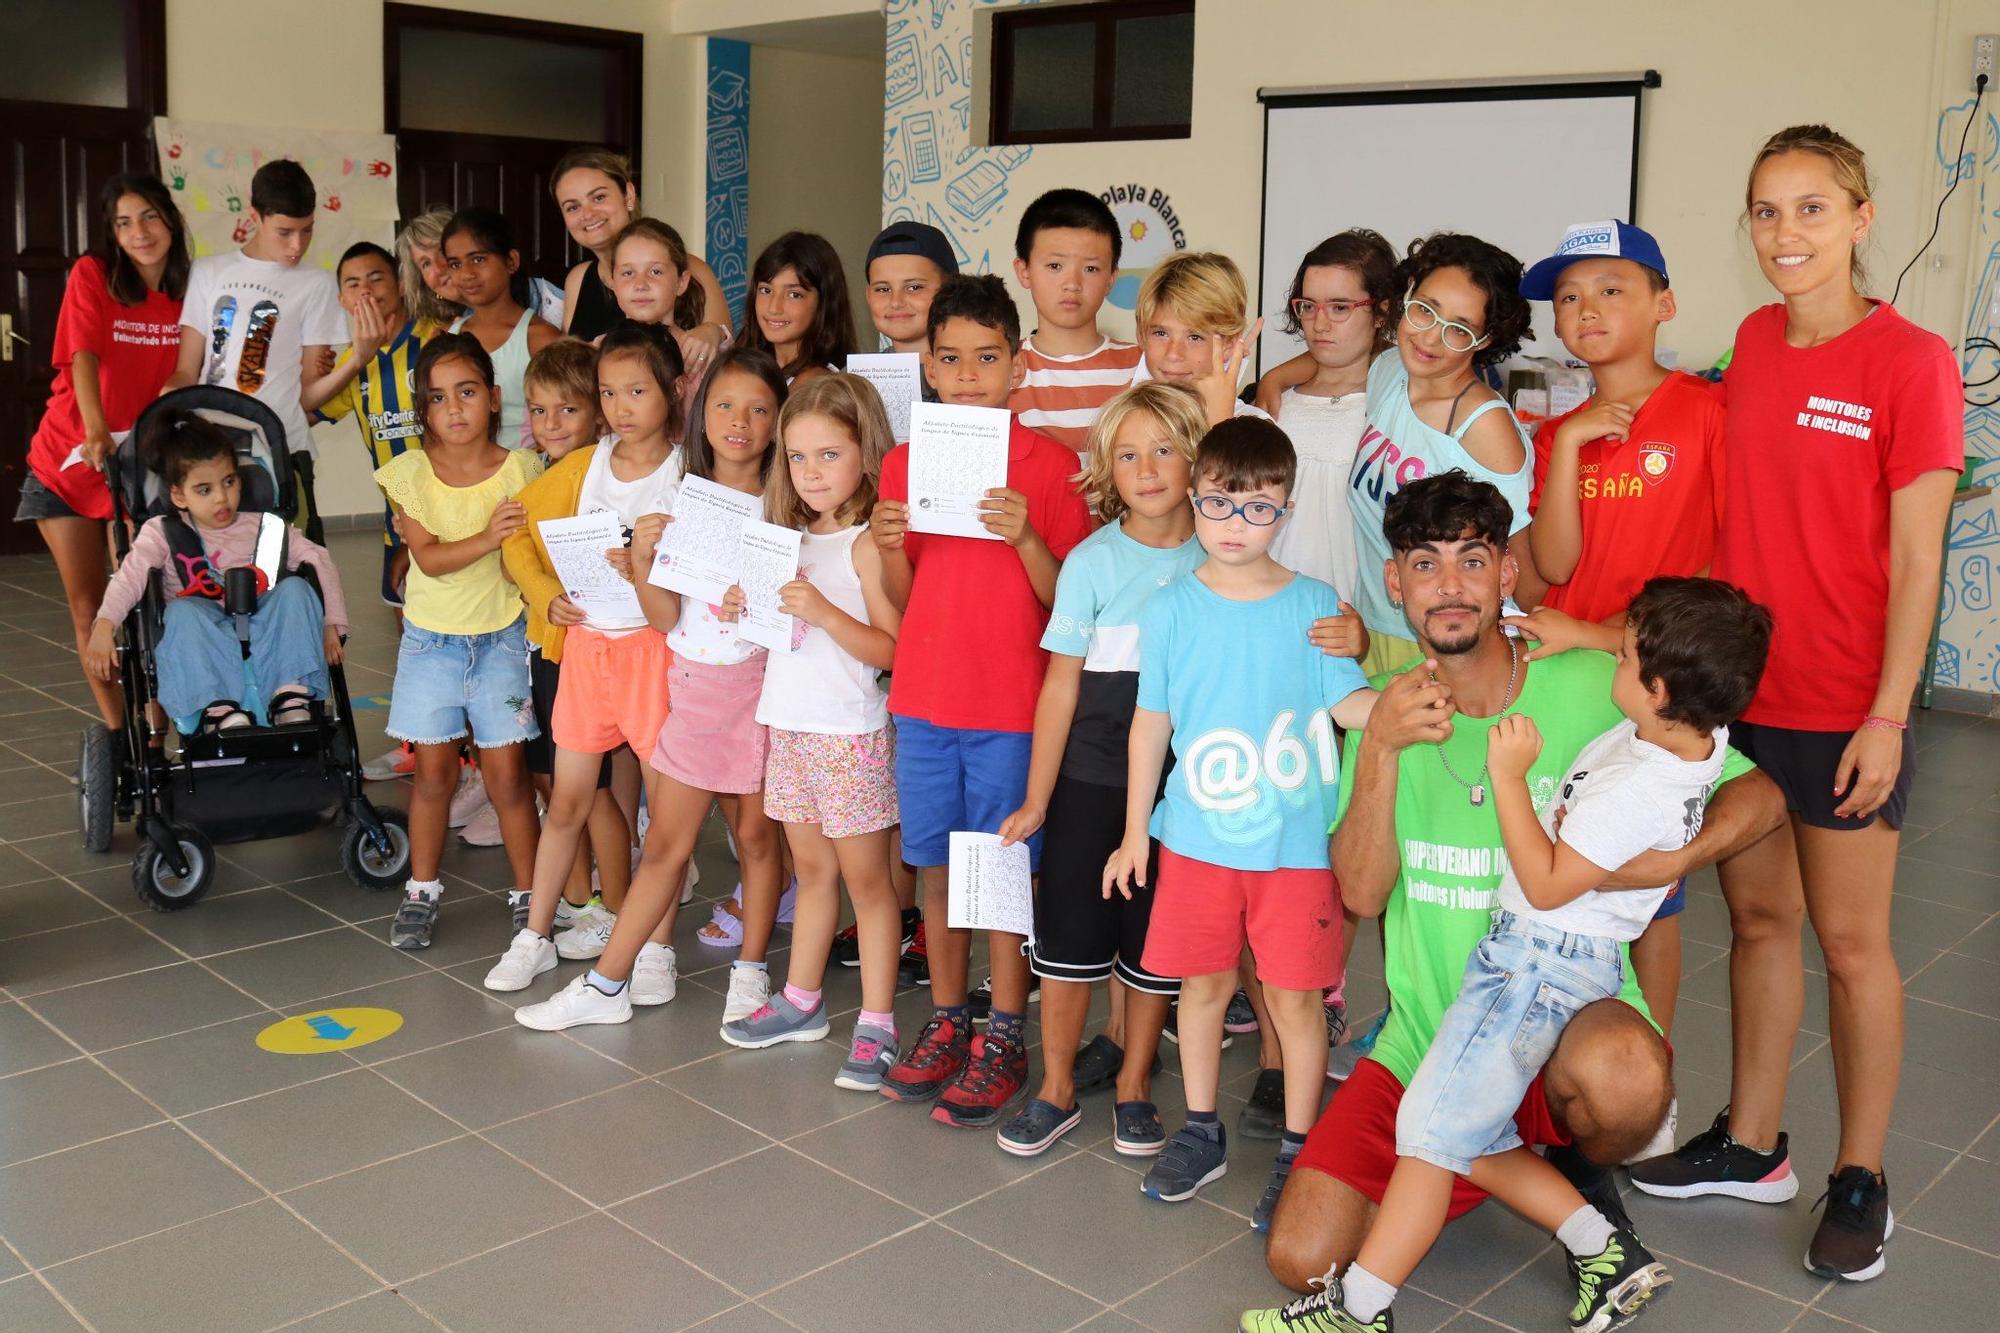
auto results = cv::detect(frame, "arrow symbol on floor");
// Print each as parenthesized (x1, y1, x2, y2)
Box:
(304, 1014, 355, 1041)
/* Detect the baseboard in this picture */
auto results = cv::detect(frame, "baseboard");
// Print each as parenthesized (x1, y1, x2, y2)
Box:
(1925, 685, 2000, 718)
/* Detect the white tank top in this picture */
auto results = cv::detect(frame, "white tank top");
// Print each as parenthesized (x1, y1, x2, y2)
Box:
(452, 308, 536, 449)
(755, 524, 888, 735)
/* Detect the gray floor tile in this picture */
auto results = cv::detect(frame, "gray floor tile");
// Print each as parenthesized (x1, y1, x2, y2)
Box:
(0, 794, 90, 842)
(0, 878, 112, 941)
(0, 844, 57, 887)
(0, 1250, 23, 1282)
(1900, 997, 2000, 1087)
(1906, 949, 2000, 1020)
(0, 1002, 77, 1076)
(281, 1136, 589, 1284)
(0, 1124, 261, 1267)
(370, 1026, 635, 1130)
(1822, 1226, 1996, 1331)
(1902, 1154, 2000, 1255)
(97, 1013, 353, 1117)
(788, 1096, 1084, 1216)
(283, 1290, 439, 1332)
(940, 1149, 1245, 1304)
(1475, 1246, 1802, 1331)
(402, 1213, 739, 1330)
(616, 1145, 921, 1296)
(290, 969, 518, 1065)
(21, 960, 263, 1053)
(0, 1058, 163, 1166)
(279, 869, 403, 925)
(1955, 915, 2000, 964)
(1894, 850, 1998, 914)
(1072, 1314, 1156, 1333)
(39, 1200, 375, 1333)
(183, 1068, 464, 1193)
(764, 1222, 1103, 1332)
(0, 917, 185, 997)
(0, 1277, 85, 1332)
(203, 925, 427, 1008)
(207, 826, 363, 886)
(486, 1077, 766, 1206)
(1391, 1188, 1559, 1308)
(135, 885, 345, 957)
(1790, 1046, 2000, 1153)
(658, 1037, 885, 1139)
(684, 1303, 807, 1332)
(1120, 1229, 1458, 1333)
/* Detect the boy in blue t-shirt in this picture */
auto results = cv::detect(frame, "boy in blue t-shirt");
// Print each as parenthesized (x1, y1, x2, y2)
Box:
(1107, 416, 1376, 1224)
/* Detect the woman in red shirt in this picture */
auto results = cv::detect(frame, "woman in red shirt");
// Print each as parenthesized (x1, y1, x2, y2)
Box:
(16, 173, 189, 729)
(1628, 126, 1962, 1284)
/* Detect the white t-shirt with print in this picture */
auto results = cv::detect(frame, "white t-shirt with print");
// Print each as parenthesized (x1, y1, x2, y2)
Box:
(179, 252, 345, 457)
(575, 440, 682, 633)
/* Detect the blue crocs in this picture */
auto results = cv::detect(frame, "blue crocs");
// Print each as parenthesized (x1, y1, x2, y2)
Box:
(996, 1097, 1082, 1157)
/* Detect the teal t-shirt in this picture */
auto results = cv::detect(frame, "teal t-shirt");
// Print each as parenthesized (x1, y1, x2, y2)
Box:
(1335, 648, 1754, 1086)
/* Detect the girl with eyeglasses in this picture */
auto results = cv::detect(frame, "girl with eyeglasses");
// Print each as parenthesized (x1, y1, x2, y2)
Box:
(1345, 233, 1538, 678)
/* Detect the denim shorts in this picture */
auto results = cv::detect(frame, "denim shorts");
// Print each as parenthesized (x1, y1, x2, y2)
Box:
(891, 712, 1037, 870)
(386, 616, 538, 748)
(1395, 912, 1624, 1174)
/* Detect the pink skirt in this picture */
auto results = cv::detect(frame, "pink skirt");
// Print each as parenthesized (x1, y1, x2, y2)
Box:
(650, 652, 769, 794)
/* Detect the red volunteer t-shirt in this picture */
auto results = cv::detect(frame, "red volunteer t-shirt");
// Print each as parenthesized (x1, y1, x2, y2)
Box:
(28, 255, 184, 520)
(879, 417, 1093, 732)
(1529, 371, 1727, 623)
(1713, 302, 1963, 730)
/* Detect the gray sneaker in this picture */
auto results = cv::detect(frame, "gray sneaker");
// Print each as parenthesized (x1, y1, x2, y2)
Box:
(391, 888, 439, 949)
(834, 1023, 900, 1091)
(1254, 1148, 1299, 1233)
(1141, 1123, 1228, 1202)
(720, 993, 829, 1049)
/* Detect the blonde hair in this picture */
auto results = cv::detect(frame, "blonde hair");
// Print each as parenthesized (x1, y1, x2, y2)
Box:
(1075, 381, 1207, 524)
(1137, 251, 1249, 338)
(397, 207, 460, 326)
(768, 373, 893, 531)
(1747, 124, 1874, 288)
(523, 336, 598, 406)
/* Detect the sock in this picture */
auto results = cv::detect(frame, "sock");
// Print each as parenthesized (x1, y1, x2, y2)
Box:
(507, 890, 528, 908)
(736, 959, 768, 973)
(1278, 1129, 1308, 1160)
(859, 1008, 896, 1037)
(1341, 1263, 1397, 1322)
(1556, 1204, 1616, 1258)
(988, 1008, 1026, 1047)
(1185, 1109, 1224, 1147)
(406, 879, 442, 901)
(1326, 986, 1345, 1008)
(783, 984, 822, 1012)
(935, 1003, 969, 1031)
(584, 969, 627, 996)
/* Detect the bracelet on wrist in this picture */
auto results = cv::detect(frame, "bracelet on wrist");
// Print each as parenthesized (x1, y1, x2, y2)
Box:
(1861, 715, 1907, 732)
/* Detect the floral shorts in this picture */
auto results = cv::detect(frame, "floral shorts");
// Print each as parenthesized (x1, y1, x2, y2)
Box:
(762, 726, 899, 839)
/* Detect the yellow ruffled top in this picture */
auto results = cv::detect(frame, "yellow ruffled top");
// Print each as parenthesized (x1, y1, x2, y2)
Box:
(375, 447, 543, 636)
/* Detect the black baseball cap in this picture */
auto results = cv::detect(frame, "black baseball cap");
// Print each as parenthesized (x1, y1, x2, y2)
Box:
(865, 221, 958, 278)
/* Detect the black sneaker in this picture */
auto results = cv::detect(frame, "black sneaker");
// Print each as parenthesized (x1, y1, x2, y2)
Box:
(1323, 994, 1348, 1047)
(1161, 1001, 1233, 1048)
(968, 974, 1039, 1026)
(897, 921, 929, 986)
(1567, 1227, 1671, 1332)
(1224, 988, 1259, 1034)
(1238, 1067, 1286, 1141)
(1546, 1141, 1633, 1235)
(1628, 1107, 1798, 1203)
(508, 891, 530, 933)
(390, 889, 438, 950)
(1805, 1165, 1893, 1281)
(834, 908, 920, 969)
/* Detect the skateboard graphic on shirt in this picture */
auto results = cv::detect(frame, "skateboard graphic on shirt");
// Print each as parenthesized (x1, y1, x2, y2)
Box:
(202, 295, 237, 385)
(236, 300, 280, 395)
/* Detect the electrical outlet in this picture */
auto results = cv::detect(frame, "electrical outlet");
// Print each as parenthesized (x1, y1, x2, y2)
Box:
(1977, 34, 1997, 90)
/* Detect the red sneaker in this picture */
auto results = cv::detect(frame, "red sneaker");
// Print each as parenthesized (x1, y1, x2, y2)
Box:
(880, 1016, 968, 1102)
(931, 1032, 1029, 1128)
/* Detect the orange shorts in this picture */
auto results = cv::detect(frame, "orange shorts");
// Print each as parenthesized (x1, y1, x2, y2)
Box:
(551, 626, 671, 756)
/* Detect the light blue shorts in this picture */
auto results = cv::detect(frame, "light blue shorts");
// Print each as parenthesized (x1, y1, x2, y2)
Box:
(386, 616, 538, 748)
(1395, 912, 1624, 1174)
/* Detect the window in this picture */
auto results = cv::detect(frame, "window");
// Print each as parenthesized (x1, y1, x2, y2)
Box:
(991, 0, 1193, 144)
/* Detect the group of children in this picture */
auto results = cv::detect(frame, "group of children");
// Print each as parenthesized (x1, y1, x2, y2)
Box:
(82, 118, 1964, 1331)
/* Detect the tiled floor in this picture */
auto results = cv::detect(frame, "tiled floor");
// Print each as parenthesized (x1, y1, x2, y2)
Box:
(0, 529, 1996, 1333)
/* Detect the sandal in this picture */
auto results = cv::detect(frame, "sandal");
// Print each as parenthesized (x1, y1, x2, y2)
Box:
(697, 899, 744, 948)
(267, 685, 313, 727)
(198, 700, 254, 735)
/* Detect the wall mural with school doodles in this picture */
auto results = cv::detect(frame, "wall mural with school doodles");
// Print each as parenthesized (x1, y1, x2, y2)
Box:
(152, 118, 400, 269)
(1934, 91, 2000, 698)
(705, 39, 753, 322)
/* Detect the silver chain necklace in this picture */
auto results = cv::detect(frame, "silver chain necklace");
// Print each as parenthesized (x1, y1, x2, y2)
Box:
(1434, 633, 1520, 806)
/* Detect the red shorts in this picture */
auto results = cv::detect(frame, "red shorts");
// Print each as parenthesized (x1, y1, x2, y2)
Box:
(1293, 1057, 1569, 1221)
(1139, 846, 1342, 992)
(552, 626, 672, 756)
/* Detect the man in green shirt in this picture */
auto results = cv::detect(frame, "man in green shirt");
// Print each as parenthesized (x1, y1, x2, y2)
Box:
(1261, 473, 1784, 1299)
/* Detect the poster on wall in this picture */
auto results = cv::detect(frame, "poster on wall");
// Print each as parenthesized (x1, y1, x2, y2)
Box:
(153, 117, 400, 268)
(1100, 182, 1188, 311)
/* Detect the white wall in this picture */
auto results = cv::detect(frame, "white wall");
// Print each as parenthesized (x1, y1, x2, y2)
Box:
(745, 44, 884, 335)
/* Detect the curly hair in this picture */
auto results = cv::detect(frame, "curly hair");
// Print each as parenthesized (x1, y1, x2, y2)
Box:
(1398, 233, 1532, 369)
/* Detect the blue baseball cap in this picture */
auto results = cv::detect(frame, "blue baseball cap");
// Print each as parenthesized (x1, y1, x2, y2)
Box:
(1520, 221, 1669, 300)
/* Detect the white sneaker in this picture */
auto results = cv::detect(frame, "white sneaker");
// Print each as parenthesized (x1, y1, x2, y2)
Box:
(723, 963, 771, 1024)
(458, 799, 503, 847)
(680, 857, 699, 905)
(484, 928, 557, 992)
(554, 903, 617, 960)
(447, 768, 489, 829)
(631, 942, 677, 1006)
(516, 974, 632, 1030)
(1625, 1097, 1679, 1166)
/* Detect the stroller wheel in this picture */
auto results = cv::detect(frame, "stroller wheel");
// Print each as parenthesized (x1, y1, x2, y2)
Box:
(340, 807, 412, 890)
(132, 824, 215, 912)
(78, 724, 116, 853)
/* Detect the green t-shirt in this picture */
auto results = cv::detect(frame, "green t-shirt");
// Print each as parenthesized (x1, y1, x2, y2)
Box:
(1335, 648, 1754, 1086)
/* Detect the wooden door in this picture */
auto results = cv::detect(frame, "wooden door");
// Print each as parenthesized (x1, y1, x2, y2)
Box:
(394, 130, 576, 286)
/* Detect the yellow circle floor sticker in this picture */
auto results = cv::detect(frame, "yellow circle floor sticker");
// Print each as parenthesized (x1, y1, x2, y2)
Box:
(257, 1007, 403, 1055)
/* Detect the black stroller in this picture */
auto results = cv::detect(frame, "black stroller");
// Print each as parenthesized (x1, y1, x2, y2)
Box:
(75, 386, 412, 910)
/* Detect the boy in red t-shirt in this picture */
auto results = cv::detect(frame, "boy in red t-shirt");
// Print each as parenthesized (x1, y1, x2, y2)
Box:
(1509, 220, 1725, 1057)
(872, 274, 1093, 1126)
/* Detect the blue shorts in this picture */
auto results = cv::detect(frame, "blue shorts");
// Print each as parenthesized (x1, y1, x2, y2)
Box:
(1396, 912, 1624, 1175)
(891, 713, 1039, 870)
(386, 616, 539, 748)
(1652, 876, 1687, 920)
